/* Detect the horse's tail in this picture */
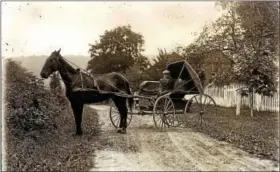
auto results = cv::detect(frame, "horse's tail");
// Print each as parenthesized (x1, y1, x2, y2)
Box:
(125, 82, 134, 112)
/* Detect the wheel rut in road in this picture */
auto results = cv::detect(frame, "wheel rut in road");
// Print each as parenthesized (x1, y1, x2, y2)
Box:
(89, 105, 279, 171)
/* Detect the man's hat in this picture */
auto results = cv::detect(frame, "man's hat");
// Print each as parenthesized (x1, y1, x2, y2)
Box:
(162, 70, 170, 74)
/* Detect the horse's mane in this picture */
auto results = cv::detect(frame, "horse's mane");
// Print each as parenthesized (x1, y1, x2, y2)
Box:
(55, 55, 78, 95)
(58, 55, 77, 74)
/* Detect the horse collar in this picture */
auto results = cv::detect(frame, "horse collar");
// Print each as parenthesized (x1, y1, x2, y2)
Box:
(71, 70, 84, 89)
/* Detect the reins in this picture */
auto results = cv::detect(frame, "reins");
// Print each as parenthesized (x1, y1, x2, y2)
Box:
(53, 56, 127, 95)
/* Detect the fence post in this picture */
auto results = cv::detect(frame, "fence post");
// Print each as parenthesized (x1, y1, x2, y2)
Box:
(250, 89, 254, 117)
(205, 84, 278, 112)
(236, 90, 241, 116)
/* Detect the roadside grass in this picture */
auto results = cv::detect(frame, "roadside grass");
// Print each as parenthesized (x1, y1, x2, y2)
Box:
(186, 106, 279, 162)
(5, 105, 101, 171)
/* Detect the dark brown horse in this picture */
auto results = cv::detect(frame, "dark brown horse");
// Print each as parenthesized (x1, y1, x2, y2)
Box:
(40, 49, 133, 135)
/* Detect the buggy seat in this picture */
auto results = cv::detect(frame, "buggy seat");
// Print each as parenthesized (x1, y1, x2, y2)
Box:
(138, 81, 160, 95)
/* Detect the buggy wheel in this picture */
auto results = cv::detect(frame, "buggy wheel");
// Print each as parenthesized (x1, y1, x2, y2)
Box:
(109, 101, 133, 128)
(184, 94, 217, 129)
(153, 96, 178, 131)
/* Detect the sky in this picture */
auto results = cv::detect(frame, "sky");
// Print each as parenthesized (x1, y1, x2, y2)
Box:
(2, 1, 222, 59)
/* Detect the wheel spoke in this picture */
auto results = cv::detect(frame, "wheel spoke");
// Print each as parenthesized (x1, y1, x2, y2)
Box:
(112, 114, 120, 123)
(163, 117, 167, 130)
(191, 104, 200, 112)
(111, 111, 119, 117)
(166, 102, 173, 112)
(193, 115, 200, 127)
(194, 96, 199, 105)
(204, 98, 213, 112)
(113, 117, 120, 126)
(202, 96, 209, 110)
(203, 95, 207, 105)
(199, 95, 204, 110)
(112, 113, 119, 121)
(160, 117, 164, 130)
(202, 117, 207, 128)
(111, 110, 119, 113)
(164, 99, 168, 110)
(190, 113, 198, 121)
(164, 100, 172, 112)
(184, 94, 217, 129)
(154, 108, 163, 128)
(110, 102, 132, 129)
(156, 115, 162, 122)
(159, 100, 164, 111)
(161, 118, 164, 130)
(153, 97, 177, 130)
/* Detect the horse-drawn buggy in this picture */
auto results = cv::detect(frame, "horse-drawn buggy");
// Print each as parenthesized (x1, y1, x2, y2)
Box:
(40, 49, 217, 135)
(110, 60, 217, 131)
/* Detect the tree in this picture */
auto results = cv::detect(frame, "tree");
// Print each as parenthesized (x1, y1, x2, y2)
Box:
(123, 64, 150, 90)
(233, 2, 279, 96)
(190, 1, 279, 96)
(134, 55, 151, 71)
(87, 25, 145, 74)
(146, 49, 183, 80)
(182, 43, 207, 73)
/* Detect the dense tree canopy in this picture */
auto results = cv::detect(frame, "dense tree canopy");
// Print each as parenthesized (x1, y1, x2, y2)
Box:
(87, 25, 145, 74)
(134, 55, 151, 71)
(146, 49, 183, 81)
(85, 2, 278, 96)
(181, 1, 279, 95)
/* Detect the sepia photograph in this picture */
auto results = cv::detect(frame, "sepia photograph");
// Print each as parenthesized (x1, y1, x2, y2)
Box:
(1, 1, 279, 171)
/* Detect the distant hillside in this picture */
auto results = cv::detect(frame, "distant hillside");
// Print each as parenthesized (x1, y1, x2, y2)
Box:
(5, 55, 90, 88)
(4, 54, 157, 88)
(7, 55, 90, 77)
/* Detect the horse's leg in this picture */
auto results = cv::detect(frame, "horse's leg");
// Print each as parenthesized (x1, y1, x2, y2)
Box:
(113, 96, 128, 134)
(122, 102, 128, 134)
(120, 97, 128, 134)
(70, 100, 84, 135)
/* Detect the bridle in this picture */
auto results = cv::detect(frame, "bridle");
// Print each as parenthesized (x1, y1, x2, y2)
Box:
(48, 55, 98, 90)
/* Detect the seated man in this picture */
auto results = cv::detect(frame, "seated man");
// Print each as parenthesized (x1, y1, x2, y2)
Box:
(159, 70, 173, 95)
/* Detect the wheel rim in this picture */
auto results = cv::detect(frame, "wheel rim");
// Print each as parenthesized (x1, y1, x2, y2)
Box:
(153, 96, 176, 131)
(109, 102, 133, 128)
(184, 94, 217, 129)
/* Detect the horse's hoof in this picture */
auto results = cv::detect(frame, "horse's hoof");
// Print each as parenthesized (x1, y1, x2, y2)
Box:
(72, 133, 82, 137)
(116, 128, 122, 133)
(76, 131, 83, 136)
(121, 128, 127, 134)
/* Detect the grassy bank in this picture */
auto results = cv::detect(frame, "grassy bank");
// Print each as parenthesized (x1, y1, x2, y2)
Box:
(5, 105, 100, 171)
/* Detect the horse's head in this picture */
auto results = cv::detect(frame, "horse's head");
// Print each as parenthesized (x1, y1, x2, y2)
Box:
(40, 49, 62, 79)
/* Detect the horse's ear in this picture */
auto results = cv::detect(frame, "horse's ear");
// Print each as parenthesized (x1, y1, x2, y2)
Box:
(57, 48, 61, 54)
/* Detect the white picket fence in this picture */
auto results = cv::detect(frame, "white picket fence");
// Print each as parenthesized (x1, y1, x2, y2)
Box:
(204, 83, 279, 112)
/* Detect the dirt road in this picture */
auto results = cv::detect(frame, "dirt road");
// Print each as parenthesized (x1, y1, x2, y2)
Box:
(89, 105, 278, 171)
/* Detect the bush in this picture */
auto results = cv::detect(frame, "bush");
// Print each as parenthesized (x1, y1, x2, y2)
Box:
(5, 60, 63, 138)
